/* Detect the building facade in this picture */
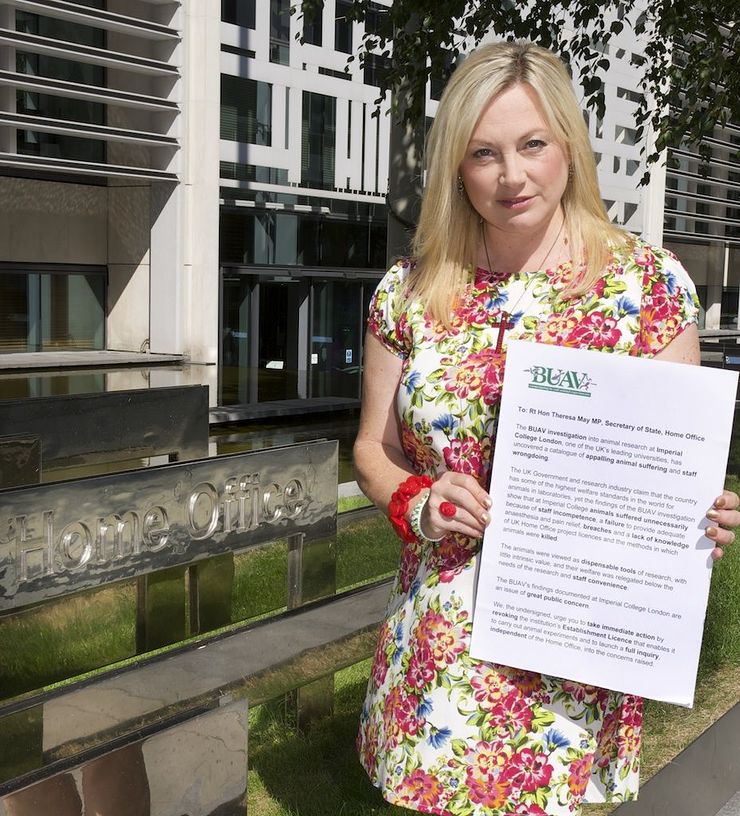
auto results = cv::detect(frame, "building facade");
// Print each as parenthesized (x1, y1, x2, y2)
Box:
(0, 0, 737, 408)
(0, 0, 220, 393)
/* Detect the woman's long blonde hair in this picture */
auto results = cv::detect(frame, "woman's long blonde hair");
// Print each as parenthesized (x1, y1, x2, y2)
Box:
(410, 40, 631, 322)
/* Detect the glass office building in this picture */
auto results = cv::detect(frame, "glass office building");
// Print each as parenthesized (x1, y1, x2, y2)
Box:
(218, 0, 391, 406)
(0, 0, 186, 359)
(0, 1, 737, 412)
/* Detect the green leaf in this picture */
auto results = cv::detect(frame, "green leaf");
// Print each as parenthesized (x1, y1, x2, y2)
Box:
(451, 738, 468, 757)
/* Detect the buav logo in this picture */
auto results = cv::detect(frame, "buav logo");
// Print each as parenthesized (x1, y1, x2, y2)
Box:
(526, 365, 595, 397)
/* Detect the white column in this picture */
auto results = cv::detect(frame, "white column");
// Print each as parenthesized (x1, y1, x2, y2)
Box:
(641, 149, 667, 247)
(149, 0, 221, 368)
(181, 0, 221, 367)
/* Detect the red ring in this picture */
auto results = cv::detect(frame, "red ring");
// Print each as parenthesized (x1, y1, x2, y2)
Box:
(439, 501, 457, 518)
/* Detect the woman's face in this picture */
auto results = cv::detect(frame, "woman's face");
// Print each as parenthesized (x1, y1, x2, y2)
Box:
(459, 83, 569, 239)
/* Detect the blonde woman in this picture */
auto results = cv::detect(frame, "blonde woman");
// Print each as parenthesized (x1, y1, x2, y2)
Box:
(354, 41, 739, 815)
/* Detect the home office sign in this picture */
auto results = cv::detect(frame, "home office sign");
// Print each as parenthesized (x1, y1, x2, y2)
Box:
(0, 440, 337, 609)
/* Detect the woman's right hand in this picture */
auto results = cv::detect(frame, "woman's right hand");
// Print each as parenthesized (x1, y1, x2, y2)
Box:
(420, 471, 492, 540)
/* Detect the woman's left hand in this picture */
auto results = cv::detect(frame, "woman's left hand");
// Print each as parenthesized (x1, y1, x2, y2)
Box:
(706, 490, 740, 560)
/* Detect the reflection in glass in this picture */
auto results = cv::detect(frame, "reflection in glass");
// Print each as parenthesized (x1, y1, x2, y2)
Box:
(0, 373, 106, 400)
(219, 208, 386, 269)
(269, 0, 291, 65)
(334, 0, 353, 53)
(0, 274, 32, 352)
(15, 10, 106, 163)
(302, 92, 336, 190)
(721, 288, 739, 330)
(258, 282, 303, 401)
(303, 0, 323, 45)
(221, 0, 256, 28)
(221, 275, 251, 405)
(220, 75, 272, 145)
(311, 280, 362, 398)
(0, 271, 105, 352)
(220, 274, 378, 405)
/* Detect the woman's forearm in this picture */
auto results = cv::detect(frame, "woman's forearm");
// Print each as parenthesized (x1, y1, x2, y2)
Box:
(353, 437, 418, 515)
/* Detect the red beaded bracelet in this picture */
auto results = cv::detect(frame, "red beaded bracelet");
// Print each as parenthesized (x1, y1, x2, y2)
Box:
(388, 474, 433, 543)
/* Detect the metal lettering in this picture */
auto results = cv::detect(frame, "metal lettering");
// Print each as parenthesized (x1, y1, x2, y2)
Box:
(142, 506, 170, 551)
(0, 440, 337, 609)
(283, 479, 307, 519)
(13, 511, 54, 584)
(222, 477, 240, 533)
(262, 483, 284, 523)
(186, 484, 219, 540)
(60, 521, 93, 571)
(238, 474, 261, 531)
(96, 512, 141, 562)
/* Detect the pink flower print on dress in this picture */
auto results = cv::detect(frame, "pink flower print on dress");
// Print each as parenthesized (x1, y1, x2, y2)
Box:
(536, 310, 582, 344)
(567, 755, 594, 797)
(398, 542, 421, 593)
(617, 722, 641, 760)
(595, 710, 619, 769)
(569, 311, 621, 349)
(508, 747, 554, 792)
(470, 667, 508, 710)
(405, 646, 437, 690)
(442, 437, 484, 476)
(465, 742, 514, 808)
(370, 621, 393, 689)
(394, 769, 445, 810)
(412, 609, 467, 670)
(400, 425, 441, 473)
(486, 691, 535, 735)
(503, 668, 544, 697)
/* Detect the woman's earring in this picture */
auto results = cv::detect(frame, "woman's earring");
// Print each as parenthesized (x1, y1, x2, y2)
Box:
(456, 175, 465, 198)
(568, 164, 574, 182)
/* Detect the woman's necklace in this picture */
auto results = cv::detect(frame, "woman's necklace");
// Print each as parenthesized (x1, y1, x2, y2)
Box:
(481, 219, 566, 352)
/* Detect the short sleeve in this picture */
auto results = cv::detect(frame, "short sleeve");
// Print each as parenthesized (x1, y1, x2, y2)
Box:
(367, 261, 413, 359)
(636, 245, 700, 355)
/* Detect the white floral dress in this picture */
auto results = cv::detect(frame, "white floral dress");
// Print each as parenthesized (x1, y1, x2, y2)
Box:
(357, 242, 699, 816)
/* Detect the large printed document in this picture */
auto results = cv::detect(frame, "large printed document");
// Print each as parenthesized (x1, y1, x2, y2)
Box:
(469, 340, 737, 705)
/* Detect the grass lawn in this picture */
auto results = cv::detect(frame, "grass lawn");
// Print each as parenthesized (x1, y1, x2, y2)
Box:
(246, 476, 740, 815)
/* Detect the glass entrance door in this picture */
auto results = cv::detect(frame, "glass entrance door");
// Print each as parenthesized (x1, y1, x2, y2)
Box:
(220, 271, 373, 406)
(220, 275, 309, 404)
(310, 280, 363, 399)
(258, 281, 304, 401)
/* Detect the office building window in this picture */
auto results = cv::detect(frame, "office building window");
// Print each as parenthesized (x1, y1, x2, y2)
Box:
(335, 0, 353, 53)
(221, 0, 256, 28)
(0, 268, 105, 353)
(221, 75, 272, 145)
(220, 161, 287, 184)
(364, 2, 387, 37)
(302, 91, 335, 190)
(363, 53, 390, 88)
(220, 206, 386, 269)
(270, 0, 290, 65)
(15, 11, 106, 162)
(303, 0, 323, 46)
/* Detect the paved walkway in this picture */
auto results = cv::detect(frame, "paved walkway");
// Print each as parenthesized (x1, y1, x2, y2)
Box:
(717, 792, 740, 816)
(613, 701, 740, 816)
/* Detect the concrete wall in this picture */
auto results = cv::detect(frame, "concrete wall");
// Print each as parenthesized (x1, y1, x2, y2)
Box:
(0, 177, 107, 264)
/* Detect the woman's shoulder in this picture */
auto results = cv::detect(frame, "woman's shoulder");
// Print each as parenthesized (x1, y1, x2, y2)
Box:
(367, 258, 417, 358)
(376, 257, 415, 290)
(609, 238, 694, 288)
(611, 237, 682, 269)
